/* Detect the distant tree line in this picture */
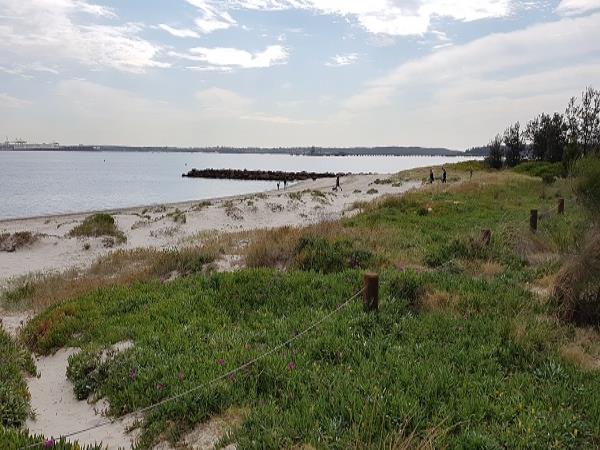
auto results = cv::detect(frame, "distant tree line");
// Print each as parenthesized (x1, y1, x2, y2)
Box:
(485, 86, 600, 170)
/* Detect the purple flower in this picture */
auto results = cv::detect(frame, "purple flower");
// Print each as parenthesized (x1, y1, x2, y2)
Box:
(228, 373, 236, 381)
(217, 358, 225, 366)
(287, 362, 296, 371)
(129, 368, 137, 381)
(44, 439, 55, 448)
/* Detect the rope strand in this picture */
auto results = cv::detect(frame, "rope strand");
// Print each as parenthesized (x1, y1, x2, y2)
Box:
(20, 288, 365, 450)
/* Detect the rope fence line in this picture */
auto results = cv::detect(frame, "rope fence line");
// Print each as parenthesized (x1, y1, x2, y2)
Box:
(19, 287, 366, 450)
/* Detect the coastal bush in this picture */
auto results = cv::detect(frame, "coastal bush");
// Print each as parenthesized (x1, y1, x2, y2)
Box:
(167, 208, 187, 224)
(69, 213, 126, 243)
(385, 269, 424, 310)
(294, 236, 374, 273)
(424, 236, 489, 268)
(552, 156, 600, 326)
(0, 231, 38, 252)
(67, 349, 108, 400)
(573, 155, 600, 221)
(0, 329, 35, 428)
(513, 161, 563, 180)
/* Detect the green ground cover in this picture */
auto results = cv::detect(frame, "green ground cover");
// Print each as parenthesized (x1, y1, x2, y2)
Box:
(3, 165, 599, 449)
(0, 329, 35, 429)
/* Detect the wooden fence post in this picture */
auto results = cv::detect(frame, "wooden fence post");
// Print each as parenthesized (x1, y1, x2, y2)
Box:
(363, 273, 379, 312)
(480, 229, 492, 247)
(558, 198, 565, 215)
(530, 209, 538, 232)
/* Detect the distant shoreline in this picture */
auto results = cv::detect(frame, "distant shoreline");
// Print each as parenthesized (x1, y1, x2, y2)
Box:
(0, 146, 488, 157)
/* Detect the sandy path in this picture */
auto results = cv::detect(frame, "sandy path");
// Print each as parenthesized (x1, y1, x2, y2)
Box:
(26, 348, 139, 450)
(0, 175, 420, 285)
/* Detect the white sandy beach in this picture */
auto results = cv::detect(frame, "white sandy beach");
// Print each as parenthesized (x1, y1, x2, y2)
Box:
(0, 173, 421, 450)
(0, 174, 419, 286)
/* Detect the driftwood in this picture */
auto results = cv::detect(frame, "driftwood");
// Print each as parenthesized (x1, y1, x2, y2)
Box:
(182, 168, 344, 181)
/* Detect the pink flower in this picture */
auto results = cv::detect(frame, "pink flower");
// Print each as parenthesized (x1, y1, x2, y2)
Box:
(129, 368, 137, 381)
(44, 439, 55, 448)
(287, 362, 296, 371)
(217, 359, 225, 366)
(228, 373, 236, 381)
(156, 383, 164, 391)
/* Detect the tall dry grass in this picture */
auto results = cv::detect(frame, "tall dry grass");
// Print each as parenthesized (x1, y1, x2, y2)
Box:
(553, 228, 600, 326)
(2, 245, 218, 311)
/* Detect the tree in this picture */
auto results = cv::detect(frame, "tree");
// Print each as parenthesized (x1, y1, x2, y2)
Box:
(485, 134, 503, 169)
(579, 86, 600, 155)
(503, 122, 524, 167)
(525, 113, 567, 162)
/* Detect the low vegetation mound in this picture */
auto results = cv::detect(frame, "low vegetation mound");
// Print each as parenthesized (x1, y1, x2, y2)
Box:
(513, 161, 564, 181)
(0, 231, 38, 252)
(68, 213, 126, 243)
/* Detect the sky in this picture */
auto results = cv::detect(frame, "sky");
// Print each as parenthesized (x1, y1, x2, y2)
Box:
(1, 0, 600, 150)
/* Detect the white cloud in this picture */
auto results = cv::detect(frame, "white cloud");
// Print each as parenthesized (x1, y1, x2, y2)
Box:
(185, 0, 237, 33)
(219, 0, 513, 36)
(326, 53, 359, 67)
(0, 93, 31, 108)
(0, 0, 167, 73)
(157, 24, 200, 38)
(177, 45, 288, 69)
(556, 0, 600, 15)
(343, 13, 600, 112)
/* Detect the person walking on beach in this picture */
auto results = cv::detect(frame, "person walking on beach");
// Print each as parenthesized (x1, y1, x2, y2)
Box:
(429, 169, 434, 184)
(469, 169, 473, 180)
(442, 167, 447, 184)
(277, 182, 280, 190)
(335, 175, 342, 191)
(283, 179, 287, 190)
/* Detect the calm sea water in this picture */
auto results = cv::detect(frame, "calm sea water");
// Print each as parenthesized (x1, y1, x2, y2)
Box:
(0, 151, 476, 220)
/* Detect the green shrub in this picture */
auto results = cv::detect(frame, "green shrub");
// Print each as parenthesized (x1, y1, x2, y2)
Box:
(294, 237, 374, 273)
(386, 269, 424, 309)
(573, 155, 600, 221)
(0, 330, 35, 428)
(66, 350, 107, 400)
(513, 161, 563, 180)
(69, 213, 126, 243)
(424, 236, 488, 268)
(554, 231, 600, 326)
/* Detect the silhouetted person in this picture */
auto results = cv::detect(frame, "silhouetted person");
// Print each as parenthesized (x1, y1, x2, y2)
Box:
(283, 179, 287, 190)
(469, 169, 473, 180)
(442, 167, 447, 184)
(335, 175, 342, 191)
(429, 169, 434, 184)
(277, 182, 280, 190)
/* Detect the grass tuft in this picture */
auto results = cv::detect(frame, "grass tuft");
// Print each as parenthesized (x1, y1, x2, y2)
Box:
(68, 213, 126, 243)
